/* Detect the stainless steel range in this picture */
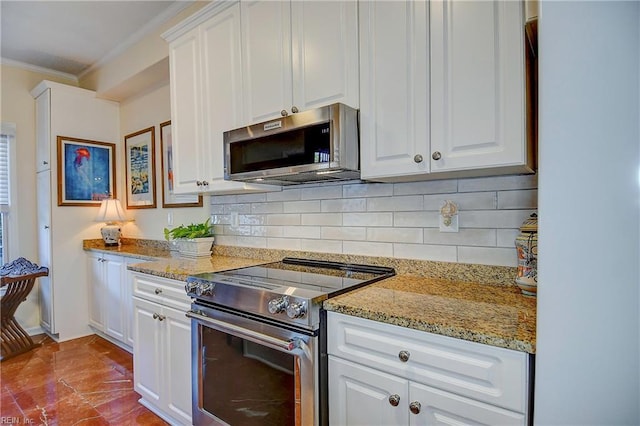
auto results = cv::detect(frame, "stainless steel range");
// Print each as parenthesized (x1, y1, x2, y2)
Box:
(185, 258, 395, 426)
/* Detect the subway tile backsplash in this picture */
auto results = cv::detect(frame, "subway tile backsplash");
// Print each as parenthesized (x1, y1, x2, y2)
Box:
(210, 174, 537, 267)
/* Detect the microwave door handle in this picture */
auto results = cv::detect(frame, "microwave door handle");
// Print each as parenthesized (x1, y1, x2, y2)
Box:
(187, 310, 301, 352)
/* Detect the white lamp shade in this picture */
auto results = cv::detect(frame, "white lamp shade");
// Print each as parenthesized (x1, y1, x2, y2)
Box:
(95, 199, 127, 224)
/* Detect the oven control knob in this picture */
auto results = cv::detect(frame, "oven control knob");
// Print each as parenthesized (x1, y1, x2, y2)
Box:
(196, 282, 214, 297)
(268, 296, 289, 314)
(286, 301, 307, 319)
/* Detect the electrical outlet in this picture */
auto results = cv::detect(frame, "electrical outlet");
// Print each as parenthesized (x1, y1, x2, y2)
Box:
(439, 214, 459, 232)
(230, 211, 239, 227)
(167, 212, 173, 226)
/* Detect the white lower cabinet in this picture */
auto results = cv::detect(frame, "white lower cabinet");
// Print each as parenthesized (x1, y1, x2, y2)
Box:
(87, 252, 140, 349)
(132, 272, 192, 425)
(328, 312, 531, 425)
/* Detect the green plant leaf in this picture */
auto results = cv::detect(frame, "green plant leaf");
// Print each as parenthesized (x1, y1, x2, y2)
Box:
(164, 218, 213, 240)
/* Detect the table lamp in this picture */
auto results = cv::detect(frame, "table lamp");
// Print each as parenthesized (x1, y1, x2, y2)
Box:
(95, 198, 127, 246)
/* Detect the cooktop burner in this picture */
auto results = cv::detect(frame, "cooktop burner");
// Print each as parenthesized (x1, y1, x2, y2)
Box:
(186, 258, 395, 330)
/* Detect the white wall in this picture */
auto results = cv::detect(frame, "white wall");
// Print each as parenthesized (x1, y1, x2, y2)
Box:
(536, 2, 640, 424)
(119, 83, 209, 240)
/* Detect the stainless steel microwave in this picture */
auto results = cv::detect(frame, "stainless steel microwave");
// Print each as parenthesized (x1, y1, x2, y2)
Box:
(224, 103, 359, 185)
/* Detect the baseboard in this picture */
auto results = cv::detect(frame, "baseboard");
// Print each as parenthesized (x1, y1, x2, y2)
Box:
(26, 325, 45, 336)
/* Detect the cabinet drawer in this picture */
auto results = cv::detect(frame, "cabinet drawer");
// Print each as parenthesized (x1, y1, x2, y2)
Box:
(327, 312, 529, 413)
(132, 273, 191, 311)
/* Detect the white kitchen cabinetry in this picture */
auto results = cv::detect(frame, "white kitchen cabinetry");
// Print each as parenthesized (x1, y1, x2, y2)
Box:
(163, 2, 280, 195)
(87, 252, 145, 351)
(359, 0, 429, 181)
(240, 0, 358, 124)
(328, 312, 531, 425)
(31, 81, 119, 341)
(132, 272, 192, 425)
(360, 0, 534, 182)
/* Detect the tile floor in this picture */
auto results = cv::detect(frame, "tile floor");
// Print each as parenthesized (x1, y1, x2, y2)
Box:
(0, 334, 169, 425)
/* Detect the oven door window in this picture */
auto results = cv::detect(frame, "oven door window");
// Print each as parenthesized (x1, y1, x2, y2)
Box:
(201, 326, 298, 426)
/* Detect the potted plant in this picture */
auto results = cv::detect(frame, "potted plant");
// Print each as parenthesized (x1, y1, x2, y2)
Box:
(164, 218, 215, 258)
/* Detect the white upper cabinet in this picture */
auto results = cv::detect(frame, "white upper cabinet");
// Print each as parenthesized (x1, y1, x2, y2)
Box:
(164, 1, 280, 195)
(167, 26, 204, 194)
(430, 0, 528, 174)
(359, 0, 430, 181)
(361, 0, 534, 182)
(240, 0, 359, 124)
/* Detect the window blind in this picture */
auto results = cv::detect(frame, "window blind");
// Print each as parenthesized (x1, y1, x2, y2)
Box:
(0, 132, 9, 213)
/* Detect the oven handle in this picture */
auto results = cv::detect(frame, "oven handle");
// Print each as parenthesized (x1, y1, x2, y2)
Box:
(187, 309, 302, 352)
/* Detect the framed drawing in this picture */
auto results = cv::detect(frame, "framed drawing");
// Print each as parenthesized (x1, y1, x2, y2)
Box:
(124, 126, 157, 209)
(57, 136, 116, 206)
(160, 120, 203, 208)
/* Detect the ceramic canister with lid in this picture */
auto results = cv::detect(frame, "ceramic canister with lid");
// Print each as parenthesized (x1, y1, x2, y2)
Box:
(515, 213, 538, 296)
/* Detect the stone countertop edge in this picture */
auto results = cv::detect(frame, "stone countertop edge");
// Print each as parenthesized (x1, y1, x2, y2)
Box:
(83, 240, 536, 353)
(82, 239, 172, 261)
(324, 275, 537, 354)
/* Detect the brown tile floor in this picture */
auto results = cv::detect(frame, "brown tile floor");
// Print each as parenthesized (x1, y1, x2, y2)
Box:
(0, 334, 170, 425)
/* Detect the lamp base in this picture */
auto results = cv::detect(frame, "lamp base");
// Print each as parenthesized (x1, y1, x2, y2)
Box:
(101, 224, 121, 246)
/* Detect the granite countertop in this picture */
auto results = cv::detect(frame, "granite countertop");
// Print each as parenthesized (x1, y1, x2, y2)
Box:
(83, 239, 172, 261)
(126, 256, 268, 282)
(324, 275, 537, 354)
(83, 240, 536, 354)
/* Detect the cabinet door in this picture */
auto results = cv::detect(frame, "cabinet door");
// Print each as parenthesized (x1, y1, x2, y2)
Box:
(103, 255, 125, 342)
(123, 258, 140, 348)
(291, 1, 359, 111)
(162, 305, 193, 425)
(409, 382, 525, 426)
(133, 297, 163, 406)
(35, 89, 51, 172)
(430, 0, 525, 172)
(168, 26, 206, 194)
(200, 2, 243, 183)
(329, 356, 409, 426)
(241, 0, 293, 123)
(359, 0, 430, 181)
(36, 171, 54, 333)
(87, 253, 105, 331)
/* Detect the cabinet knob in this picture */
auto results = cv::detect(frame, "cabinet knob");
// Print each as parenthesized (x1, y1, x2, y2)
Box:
(44, 225, 50, 229)
(281, 110, 289, 117)
(43, 161, 49, 165)
(202, 180, 209, 186)
(152, 313, 159, 320)
(432, 151, 442, 161)
(413, 154, 423, 163)
(154, 288, 162, 295)
(398, 350, 410, 362)
(291, 106, 299, 114)
(388, 394, 400, 407)
(152, 313, 166, 321)
(196, 181, 202, 186)
(409, 401, 421, 415)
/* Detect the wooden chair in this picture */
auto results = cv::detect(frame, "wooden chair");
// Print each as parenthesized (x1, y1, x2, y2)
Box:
(0, 257, 49, 361)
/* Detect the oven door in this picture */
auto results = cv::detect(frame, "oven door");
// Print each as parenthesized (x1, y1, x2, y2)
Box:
(188, 304, 319, 426)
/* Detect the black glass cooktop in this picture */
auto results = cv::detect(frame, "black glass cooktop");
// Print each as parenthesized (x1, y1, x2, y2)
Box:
(191, 258, 395, 296)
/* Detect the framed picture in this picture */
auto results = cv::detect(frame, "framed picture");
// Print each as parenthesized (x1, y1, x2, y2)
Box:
(160, 120, 203, 208)
(57, 136, 116, 206)
(124, 126, 157, 209)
